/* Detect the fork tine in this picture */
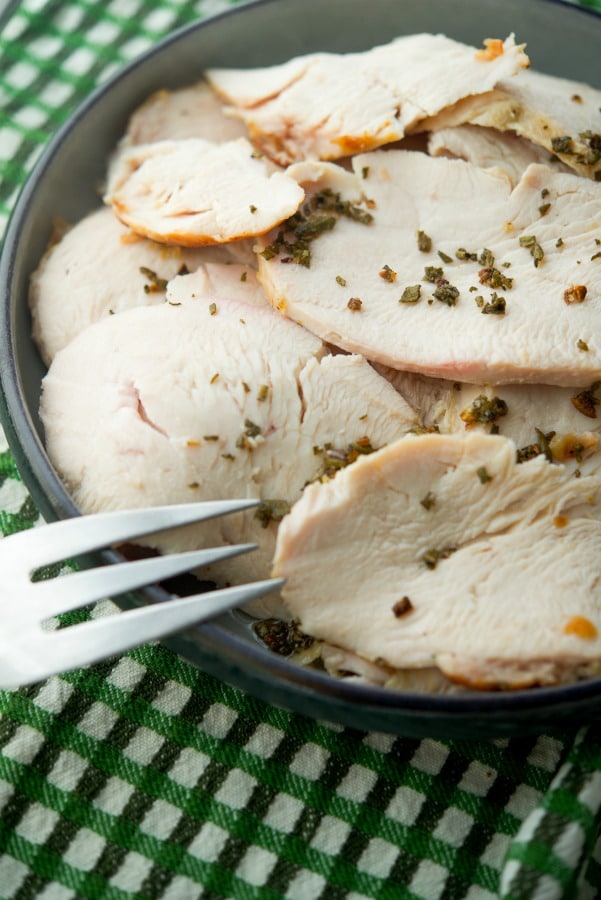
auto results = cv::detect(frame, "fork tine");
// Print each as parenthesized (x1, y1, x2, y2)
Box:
(32, 543, 258, 618)
(16, 500, 260, 569)
(12, 578, 285, 687)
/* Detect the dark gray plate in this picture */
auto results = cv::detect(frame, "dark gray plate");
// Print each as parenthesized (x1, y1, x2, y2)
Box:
(1, 0, 600, 738)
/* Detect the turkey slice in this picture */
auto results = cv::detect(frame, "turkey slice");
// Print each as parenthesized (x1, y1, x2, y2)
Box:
(123, 80, 248, 145)
(257, 152, 601, 386)
(273, 432, 601, 689)
(379, 368, 601, 478)
(420, 67, 601, 181)
(105, 137, 305, 245)
(427, 125, 569, 186)
(29, 207, 257, 365)
(207, 33, 528, 165)
(40, 298, 417, 599)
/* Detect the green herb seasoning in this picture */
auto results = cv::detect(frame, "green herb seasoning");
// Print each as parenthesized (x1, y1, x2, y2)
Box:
(433, 281, 460, 306)
(571, 383, 600, 419)
(417, 230, 432, 253)
(438, 250, 453, 264)
(254, 499, 291, 527)
(236, 418, 262, 450)
(257, 384, 269, 402)
(551, 135, 575, 154)
(209, 302, 217, 316)
(456, 248, 478, 261)
(399, 285, 422, 304)
(253, 618, 313, 655)
(260, 187, 372, 268)
(336, 275, 347, 286)
(516, 428, 555, 463)
(479, 248, 495, 267)
(460, 394, 508, 428)
(476, 466, 493, 484)
(519, 234, 544, 267)
(423, 266, 443, 283)
(478, 266, 513, 290)
(140, 266, 168, 293)
(347, 297, 363, 311)
(481, 292, 506, 315)
(421, 546, 456, 570)
(577, 339, 590, 352)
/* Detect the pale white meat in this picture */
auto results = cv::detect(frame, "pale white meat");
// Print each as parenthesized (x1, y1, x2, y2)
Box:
(257, 153, 601, 386)
(420, 68, 601, 181)
(379, 368, 601, 476)
(428, 125, 568, 186)
(165, 264, 266, 309)
(29, 207, 257, 365)
(273, 432, 601, 689)
(123, 80, 249, 145)
(40, 298, 417, 599)
(207, 34, 528, 165)
(105, 137, 305, 245)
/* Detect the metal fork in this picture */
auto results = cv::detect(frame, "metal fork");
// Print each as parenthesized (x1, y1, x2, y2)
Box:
(0, 499, 283, 688)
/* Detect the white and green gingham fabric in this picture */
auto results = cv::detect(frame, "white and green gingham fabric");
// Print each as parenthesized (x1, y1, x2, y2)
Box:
(2, 2, 601, 897)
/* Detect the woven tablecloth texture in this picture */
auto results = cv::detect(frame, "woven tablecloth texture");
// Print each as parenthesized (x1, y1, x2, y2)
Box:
(1, 1, 601, 897)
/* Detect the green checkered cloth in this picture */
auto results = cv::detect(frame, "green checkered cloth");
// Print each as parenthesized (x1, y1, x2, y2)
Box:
(1, 1, 601, 897)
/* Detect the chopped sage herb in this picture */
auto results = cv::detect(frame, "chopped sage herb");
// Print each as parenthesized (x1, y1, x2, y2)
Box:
(420, 491, 436, 510)
(592, 251, 601, 261)
(361, 166, 370, 179)
(519, 234, 544, 267)
(422, 546, 456, 570)
(221, 453, 235, 461)
(392, 597, 414, 618)
(236, 418, 262, 450)
(571, 383, 600, 419)
(577, 339, 590, 352)
(481, 292, 506, 315)
(516, 428, 555, 464)
(456, 247, 478, 261)
(417, 230, 432, 253)
(556, 237, 564, 248)
(210, 373, 219, 384)
(209, 302, 217, 316)
(551, 135, 575, 154)
(260, 187, 372, 268)
(312, 437, 376, 480)
(479, 248, 495, 267)
(564, 285, 588, 304)
(400, 284, 422, 304)
(257, 384, 269, 402)
(347, 297, 363, 311)
(541, 188, 550, 199)
(478, 266, 513, 290)
(379, 264, 397, 282)
(438, 250, 453, 264)
(539, 202, 551, 217)
(336, 275, 347, 286)
(240, 271, 247, 282)
(476, 466, 493, 484)
(249, 204, 257, 213)
(424, 266, 443, 283)
(203, 435, 220, 441)
(433, 281, 459, 306)
(242, 381, 251, 393)
(460, 394, 508, 428)
(253, 617, 314, 656)
(140, 266, 168, 293)
(254, 499, 291, 527)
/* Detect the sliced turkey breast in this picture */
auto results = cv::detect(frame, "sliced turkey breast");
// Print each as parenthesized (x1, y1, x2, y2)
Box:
(123, 80, 248, 145)
(257, 152, 601, 386)
(420, 68, 601, 181)
(273, 432, 601, 690)
(105, 137, 305, 245)
(40, 298, 417, 597)
(207, 33, 528, 165)
(428, 125, 569, 186)
(380, 368, 601, 478)
(29, 207, 257, 365)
